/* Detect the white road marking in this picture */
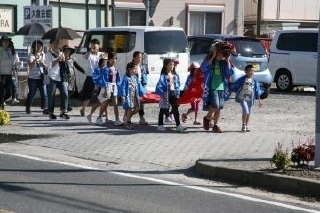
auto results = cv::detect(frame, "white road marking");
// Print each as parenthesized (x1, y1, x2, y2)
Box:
(1, 151, 319, 213)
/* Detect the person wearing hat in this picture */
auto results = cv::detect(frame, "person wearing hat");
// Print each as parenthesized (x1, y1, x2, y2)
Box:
(0, 36, 14, 109)
(79, 38, 103, 116)
(181, 62, 202, 125)
(62, 45, 85, 111)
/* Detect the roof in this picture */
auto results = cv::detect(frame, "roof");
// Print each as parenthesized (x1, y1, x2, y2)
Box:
(87, 26, 184, 32)
(188, 34, 260, 41)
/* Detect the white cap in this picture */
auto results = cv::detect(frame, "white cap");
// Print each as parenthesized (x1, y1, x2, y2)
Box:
(189, 62, 200, 69)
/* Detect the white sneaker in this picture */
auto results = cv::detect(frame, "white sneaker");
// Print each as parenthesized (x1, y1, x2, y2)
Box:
(86, 115, 93, 124)
(96, 117, 104, 125)
(139, 117, 148, 125)
(12, 98, 20, 104)
(157, 125, 166, 131)
(114, 119, 123, 126)
(165, 117, 174, 123)
(176, 125, 187, 132)
(170, 114, 175, 122)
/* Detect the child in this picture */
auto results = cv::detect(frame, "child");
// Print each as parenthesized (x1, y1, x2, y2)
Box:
(89, 53, 108, 125)
(231, 64, 262, 132)
(164, 59, 179, 123)
(181, 62, 202, 125)
(155, 58, 186, 132)
(119, 62, 146, 130)
(96, 52, 123, 126)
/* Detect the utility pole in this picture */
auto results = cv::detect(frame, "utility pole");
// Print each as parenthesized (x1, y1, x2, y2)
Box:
(105, 0, 110, 27)
(256, 0, 261, 37)
(85, 0, 89, 30)
(315, 18, 320, 167)
(58, 0, 61, 27)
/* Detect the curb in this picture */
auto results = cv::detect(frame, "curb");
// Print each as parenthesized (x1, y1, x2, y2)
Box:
(195, 160, 320, 200)
(0, 133, 59, 143)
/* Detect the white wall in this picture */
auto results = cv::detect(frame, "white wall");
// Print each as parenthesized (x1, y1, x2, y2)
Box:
(245, 0, 320, 21)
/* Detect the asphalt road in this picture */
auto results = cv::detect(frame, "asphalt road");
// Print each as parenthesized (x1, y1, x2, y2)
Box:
(0, 154, 318, 213)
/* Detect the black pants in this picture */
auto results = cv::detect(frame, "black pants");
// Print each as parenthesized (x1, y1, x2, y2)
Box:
(0, 75, 12, 108)
(158, 92, 180, 126)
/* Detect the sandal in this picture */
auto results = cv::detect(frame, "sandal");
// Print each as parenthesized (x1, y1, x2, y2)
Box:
(182, 113, 187, 123)
(193, 121, 201, 125)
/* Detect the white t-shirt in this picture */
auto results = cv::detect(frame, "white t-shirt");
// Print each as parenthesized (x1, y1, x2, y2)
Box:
(85, 52, 102, 77)
(238, 77, 253, 101)
(45, 50, 62, 81)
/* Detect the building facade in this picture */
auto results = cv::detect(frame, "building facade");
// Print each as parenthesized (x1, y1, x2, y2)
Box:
(0, 0, 245, 49)
(244, 0, 320, 38)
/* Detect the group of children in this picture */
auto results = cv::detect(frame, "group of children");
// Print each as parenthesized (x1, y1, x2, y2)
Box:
(84, 45, 263, 133)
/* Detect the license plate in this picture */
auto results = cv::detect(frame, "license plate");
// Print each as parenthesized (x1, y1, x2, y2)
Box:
(248, 63, 260, 71)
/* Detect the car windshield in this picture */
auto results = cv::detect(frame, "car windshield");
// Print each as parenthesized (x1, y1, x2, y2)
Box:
(144, 31, 187, 54)
(228, 38, 266, 57)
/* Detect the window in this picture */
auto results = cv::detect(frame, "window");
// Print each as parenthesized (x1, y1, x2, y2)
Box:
(144, 31, 187, 54)
(79, 32, 136, 53)
(187, 5, 224, 35)
(277, 33, 318, 52)
(189, 38, 213, 55)
(115, 9, 146, 26)
(228, 38, 267, 58)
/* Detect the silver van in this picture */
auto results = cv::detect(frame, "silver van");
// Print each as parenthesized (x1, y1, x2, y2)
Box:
(268, 29, 318, 92)
(188, 35, 272, 99)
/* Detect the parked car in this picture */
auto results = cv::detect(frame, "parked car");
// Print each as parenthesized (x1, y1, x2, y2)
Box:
(268, 29, 318, 92)
(74, 26, 189, 92)
(188, 34, 272, 99)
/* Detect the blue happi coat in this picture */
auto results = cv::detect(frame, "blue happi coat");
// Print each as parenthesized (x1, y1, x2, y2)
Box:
(119, 74, 146, 109)
(230, 75, 262, 105)
(155, 73, 180, 109)
(200, 59, 234, 110)
(92, 66, 121, 88)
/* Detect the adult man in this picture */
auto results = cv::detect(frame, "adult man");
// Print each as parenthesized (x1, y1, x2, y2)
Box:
(200, 42, 234, 133)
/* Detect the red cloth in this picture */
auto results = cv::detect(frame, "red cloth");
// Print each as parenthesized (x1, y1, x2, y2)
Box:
(140, 71, 204, 104)
(140, 92, 160, 103)
(178, 71, 204, 104)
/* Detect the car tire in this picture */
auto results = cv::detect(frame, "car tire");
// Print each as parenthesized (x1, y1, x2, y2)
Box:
(260, 86, 270, 99)
(275, 70, 294, 92)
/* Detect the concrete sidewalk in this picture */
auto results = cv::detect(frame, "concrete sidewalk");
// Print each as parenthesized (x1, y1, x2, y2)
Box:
(0, 103, 319, 200)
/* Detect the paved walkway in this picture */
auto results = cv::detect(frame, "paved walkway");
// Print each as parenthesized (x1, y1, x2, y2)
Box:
(0, 103, 301, 171)
(1, 101, 319, 199)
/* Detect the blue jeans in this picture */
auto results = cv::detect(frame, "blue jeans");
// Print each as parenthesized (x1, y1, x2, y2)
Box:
(48, 79, 68, 114)
(11, 76, 18, 99)
(25, 78, 48, 110)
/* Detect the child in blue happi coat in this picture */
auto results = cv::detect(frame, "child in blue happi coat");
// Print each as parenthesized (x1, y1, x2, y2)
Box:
(155, 58, 186, 132)
(119, 62, 146, 130)
(230, 64, 262, 132)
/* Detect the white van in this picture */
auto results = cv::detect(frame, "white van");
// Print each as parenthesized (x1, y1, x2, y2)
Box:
(73, 26, 189, 92)
(269, 29, 318, 91)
